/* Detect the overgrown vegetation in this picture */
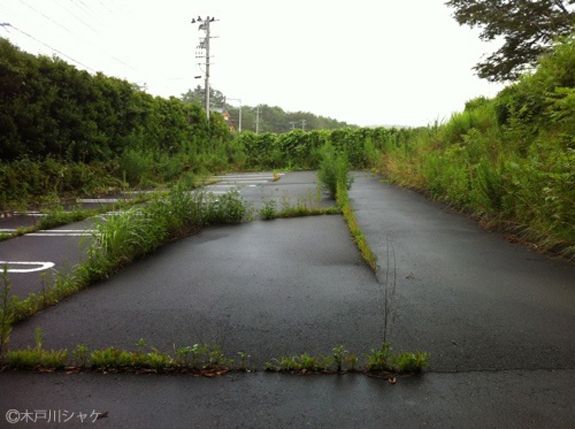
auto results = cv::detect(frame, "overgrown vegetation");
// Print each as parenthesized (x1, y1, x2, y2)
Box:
(1, 332, 427, 377)
(365, 343, 428, 374)
(234, 128, 392, 171)
(0, 196, 150, 242)
(258, 198, 341, 220)
(377, 36, 575, 259)
(314, 145, 377, 271)
(264, 343, 428, 374)
(6, 188, 247, 324)
(0, 38, 235, 210)
(2, 331, 235, 374)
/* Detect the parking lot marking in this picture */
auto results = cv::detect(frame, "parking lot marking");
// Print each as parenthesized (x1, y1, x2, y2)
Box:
(27, 233, 94, 237)
(0, 261, 55, 273)
(76, 198, 124, 203)
(0, 228, 96, 237)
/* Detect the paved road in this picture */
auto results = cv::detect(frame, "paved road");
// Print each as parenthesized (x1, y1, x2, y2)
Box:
(1, 172, 323, 298)
(204, 171, 332, 210)
(1, 171, 574, 427)
(349, 172, 575, 372)
(8, 216, 381, 363)
(0, 219, 95, 298)
(1, 370, 573, 428)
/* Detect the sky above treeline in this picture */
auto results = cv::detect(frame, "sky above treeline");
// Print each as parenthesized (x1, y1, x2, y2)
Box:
(0, 0, 505, 127)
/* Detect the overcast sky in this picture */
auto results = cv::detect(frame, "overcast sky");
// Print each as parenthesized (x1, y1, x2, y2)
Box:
(0, 0, 504, 127)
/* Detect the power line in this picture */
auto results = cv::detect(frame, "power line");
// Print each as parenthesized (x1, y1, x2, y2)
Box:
(17, 1, 138, 73)
(0, 22, 96, 72)
(18, 0, 73, 34)
(52, 0, 99, 34)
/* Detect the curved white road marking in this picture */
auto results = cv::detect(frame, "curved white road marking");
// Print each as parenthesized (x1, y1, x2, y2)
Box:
(0, 261, 55, 273)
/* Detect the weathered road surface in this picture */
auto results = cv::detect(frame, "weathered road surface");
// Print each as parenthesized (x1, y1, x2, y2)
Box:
(349, 172, 575, 372)
(1, 171, 574, 428)
(0, 172, 299, 298)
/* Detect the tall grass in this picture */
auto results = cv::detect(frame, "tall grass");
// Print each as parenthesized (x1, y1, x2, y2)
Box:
(9, 188, 247, 322)
(316, 144, 377, 271)
(376, 37, 575, 259)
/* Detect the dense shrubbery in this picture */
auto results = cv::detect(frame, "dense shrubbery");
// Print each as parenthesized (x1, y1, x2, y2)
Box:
(0, 39, 236, 208)
(0, 38, 232, 162)
(233, 127, 409, 170)
(378, 36, 575, 258)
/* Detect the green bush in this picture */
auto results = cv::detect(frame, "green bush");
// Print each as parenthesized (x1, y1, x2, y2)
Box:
(378, 36, 575, 259)
(317, 144, 352, 199)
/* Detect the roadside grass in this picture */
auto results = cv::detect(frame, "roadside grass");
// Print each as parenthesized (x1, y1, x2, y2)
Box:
(4, 187, 248, 324)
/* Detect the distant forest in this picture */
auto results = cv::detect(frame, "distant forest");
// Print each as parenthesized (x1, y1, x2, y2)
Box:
(181, 86, 355, 133)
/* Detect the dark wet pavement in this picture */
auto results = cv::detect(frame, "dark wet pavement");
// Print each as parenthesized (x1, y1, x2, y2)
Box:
(2, 171, 574, 427)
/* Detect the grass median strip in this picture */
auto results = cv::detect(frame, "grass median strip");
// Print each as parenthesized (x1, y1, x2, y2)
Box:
(316, 144, 377, 271)
(259, 199, 341, 220)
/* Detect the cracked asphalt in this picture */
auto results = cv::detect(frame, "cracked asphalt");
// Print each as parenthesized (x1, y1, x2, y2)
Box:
(1, 171, 574, 428)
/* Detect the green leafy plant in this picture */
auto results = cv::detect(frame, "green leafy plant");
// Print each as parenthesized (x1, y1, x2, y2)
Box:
(317, 144, 352, 199)
(259, 200, 277, 220)
(4, 328, 68, 369)
(332, 345, 348, 373)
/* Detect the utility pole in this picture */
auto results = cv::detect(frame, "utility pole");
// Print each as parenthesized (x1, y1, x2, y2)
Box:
(191, 16, 217, 121)
(227, 98, 242, 132)
(301, 119, 306, 131)
(255, 105, 261, 134)
(289, 121, 297, 131)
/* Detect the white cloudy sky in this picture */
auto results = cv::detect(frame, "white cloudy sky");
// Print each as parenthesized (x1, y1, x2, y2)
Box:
(0, 0, 504, 126)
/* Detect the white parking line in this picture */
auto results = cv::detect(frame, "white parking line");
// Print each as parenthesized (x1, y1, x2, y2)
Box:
(0, 261, 55, 273)
(27, 233, 94, 237)
(0, 228, 96, 237)
(12, 212, 48, 217)
(209, 181, 270, 185)
(212, 174, 280, 179)
(77, 198, 124, 203)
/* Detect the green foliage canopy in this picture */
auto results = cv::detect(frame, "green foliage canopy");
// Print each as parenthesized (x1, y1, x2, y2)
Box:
(446, 0, 575, 81)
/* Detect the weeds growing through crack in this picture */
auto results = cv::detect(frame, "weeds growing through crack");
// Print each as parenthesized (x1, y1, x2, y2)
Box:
(3, 327, 68, 370)
(265, 344, 427, 375)
(259, 198, 341, 220)
(332, 345, 349, 373)
(1, 332, 427, 376)
(336, 180, 377, 271)
(366, 343, 428, 374)
(260, 200, 277, 220)
(2, 334, 235, 374)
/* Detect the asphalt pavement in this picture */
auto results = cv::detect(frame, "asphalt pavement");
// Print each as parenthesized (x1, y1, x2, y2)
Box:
(348, 172, 575, 372)
(1, 171, 574, 428)
(1, 370, 573, 428)
(1, 172, 319, 298)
